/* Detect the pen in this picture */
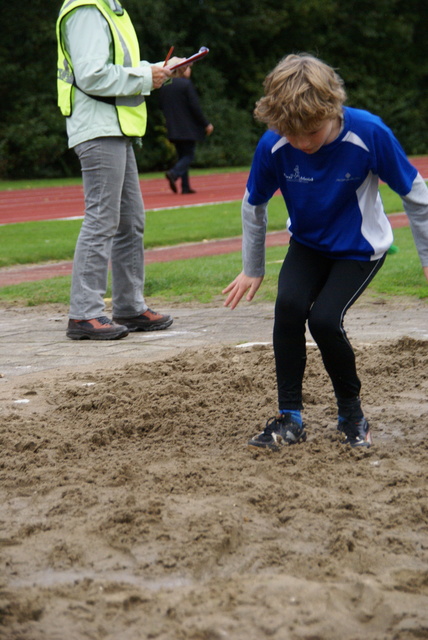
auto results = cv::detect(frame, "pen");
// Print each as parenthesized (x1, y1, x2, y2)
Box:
(163, 46, 174, 67)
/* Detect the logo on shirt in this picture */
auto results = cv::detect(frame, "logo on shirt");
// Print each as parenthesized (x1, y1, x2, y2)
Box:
(336, 172, 361, 182)
(284, 165, 314, 183)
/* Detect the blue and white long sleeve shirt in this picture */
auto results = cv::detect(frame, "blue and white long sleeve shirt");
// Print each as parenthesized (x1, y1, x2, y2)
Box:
(242, 106, 428, 276)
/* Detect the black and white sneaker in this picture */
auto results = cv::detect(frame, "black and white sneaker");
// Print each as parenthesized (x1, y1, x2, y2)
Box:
(248, 414, 307, 451)
(338, 417, 372, 448)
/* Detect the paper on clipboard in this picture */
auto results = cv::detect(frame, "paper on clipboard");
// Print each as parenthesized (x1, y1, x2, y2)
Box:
(168, 47, 209, 70)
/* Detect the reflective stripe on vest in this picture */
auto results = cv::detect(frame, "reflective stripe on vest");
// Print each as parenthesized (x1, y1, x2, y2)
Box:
(56, 0, 147, 137)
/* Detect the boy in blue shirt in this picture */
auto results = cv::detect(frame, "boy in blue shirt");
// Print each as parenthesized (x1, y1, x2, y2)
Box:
(223, 53, 428, 450)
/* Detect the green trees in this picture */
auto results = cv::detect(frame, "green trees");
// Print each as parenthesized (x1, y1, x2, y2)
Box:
(0, 0, 427, 179)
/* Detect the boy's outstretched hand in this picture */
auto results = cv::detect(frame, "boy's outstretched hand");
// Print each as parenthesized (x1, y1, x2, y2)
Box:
(222, 272, 264, 310)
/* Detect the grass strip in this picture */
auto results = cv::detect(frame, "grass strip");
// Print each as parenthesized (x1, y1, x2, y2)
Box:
(0, 227, 426, 307)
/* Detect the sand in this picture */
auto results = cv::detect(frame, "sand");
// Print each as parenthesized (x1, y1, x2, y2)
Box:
(0, 299, 427, 640)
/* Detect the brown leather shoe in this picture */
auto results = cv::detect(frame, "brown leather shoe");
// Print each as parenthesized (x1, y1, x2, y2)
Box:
(66, 316, 129, 340)
(113, 308, 173, 332)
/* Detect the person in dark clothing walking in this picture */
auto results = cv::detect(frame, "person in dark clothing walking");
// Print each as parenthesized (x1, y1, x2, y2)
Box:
(159, 66, 213, 194)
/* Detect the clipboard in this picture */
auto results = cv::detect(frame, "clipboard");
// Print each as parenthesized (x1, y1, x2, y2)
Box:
(168, 47, 209, 70)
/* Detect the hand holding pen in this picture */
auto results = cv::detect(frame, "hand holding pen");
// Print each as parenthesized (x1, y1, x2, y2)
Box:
(151, 46, 188, 88)
(152, 46, 209, 88)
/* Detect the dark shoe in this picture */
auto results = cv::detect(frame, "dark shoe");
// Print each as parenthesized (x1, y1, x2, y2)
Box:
(248, 414, 307, 451)
(165, 171, 177, 193)
(66, 316, 129, 340)
(338, 417, 372, 448)
(182, 188, 196, 194)
(113, 308, 173, 332)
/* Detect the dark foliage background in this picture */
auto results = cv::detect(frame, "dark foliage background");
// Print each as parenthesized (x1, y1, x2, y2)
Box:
(0, 0, 427, 178)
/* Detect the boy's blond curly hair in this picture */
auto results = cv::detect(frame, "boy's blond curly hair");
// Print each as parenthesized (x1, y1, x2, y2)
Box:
(254, 53, 346, 135)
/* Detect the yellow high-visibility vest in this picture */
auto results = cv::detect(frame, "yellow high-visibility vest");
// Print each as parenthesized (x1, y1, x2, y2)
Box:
(56, 0, 147, 137)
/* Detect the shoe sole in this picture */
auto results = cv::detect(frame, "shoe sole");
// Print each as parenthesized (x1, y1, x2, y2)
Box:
(115, 319, 173, 332)
(66, 330, 128, 340)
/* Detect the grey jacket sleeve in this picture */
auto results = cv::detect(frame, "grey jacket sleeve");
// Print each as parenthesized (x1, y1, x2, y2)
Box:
(401, 173, 428, 268)
(241, 190, 268, 277)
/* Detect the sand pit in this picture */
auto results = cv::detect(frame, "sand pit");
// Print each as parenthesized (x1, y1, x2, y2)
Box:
(0, 300, 427, 640)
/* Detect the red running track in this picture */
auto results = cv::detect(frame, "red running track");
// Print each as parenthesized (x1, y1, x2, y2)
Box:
(0, 172, 249, 225)
(0, 156, 427, 225)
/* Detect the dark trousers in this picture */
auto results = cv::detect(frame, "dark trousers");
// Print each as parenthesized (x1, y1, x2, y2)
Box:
(170, 140, 196, 192)
(274, 239, 385, 415)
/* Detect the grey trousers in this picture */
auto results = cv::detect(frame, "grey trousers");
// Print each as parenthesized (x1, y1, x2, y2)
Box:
(70, 137, 147, 320)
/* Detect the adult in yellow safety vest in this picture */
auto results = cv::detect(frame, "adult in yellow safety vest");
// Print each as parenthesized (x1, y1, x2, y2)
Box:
(56, 0, 186, 340)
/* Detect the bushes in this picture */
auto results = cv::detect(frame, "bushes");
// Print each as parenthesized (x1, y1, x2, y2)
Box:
(0, 0, 427, 179)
